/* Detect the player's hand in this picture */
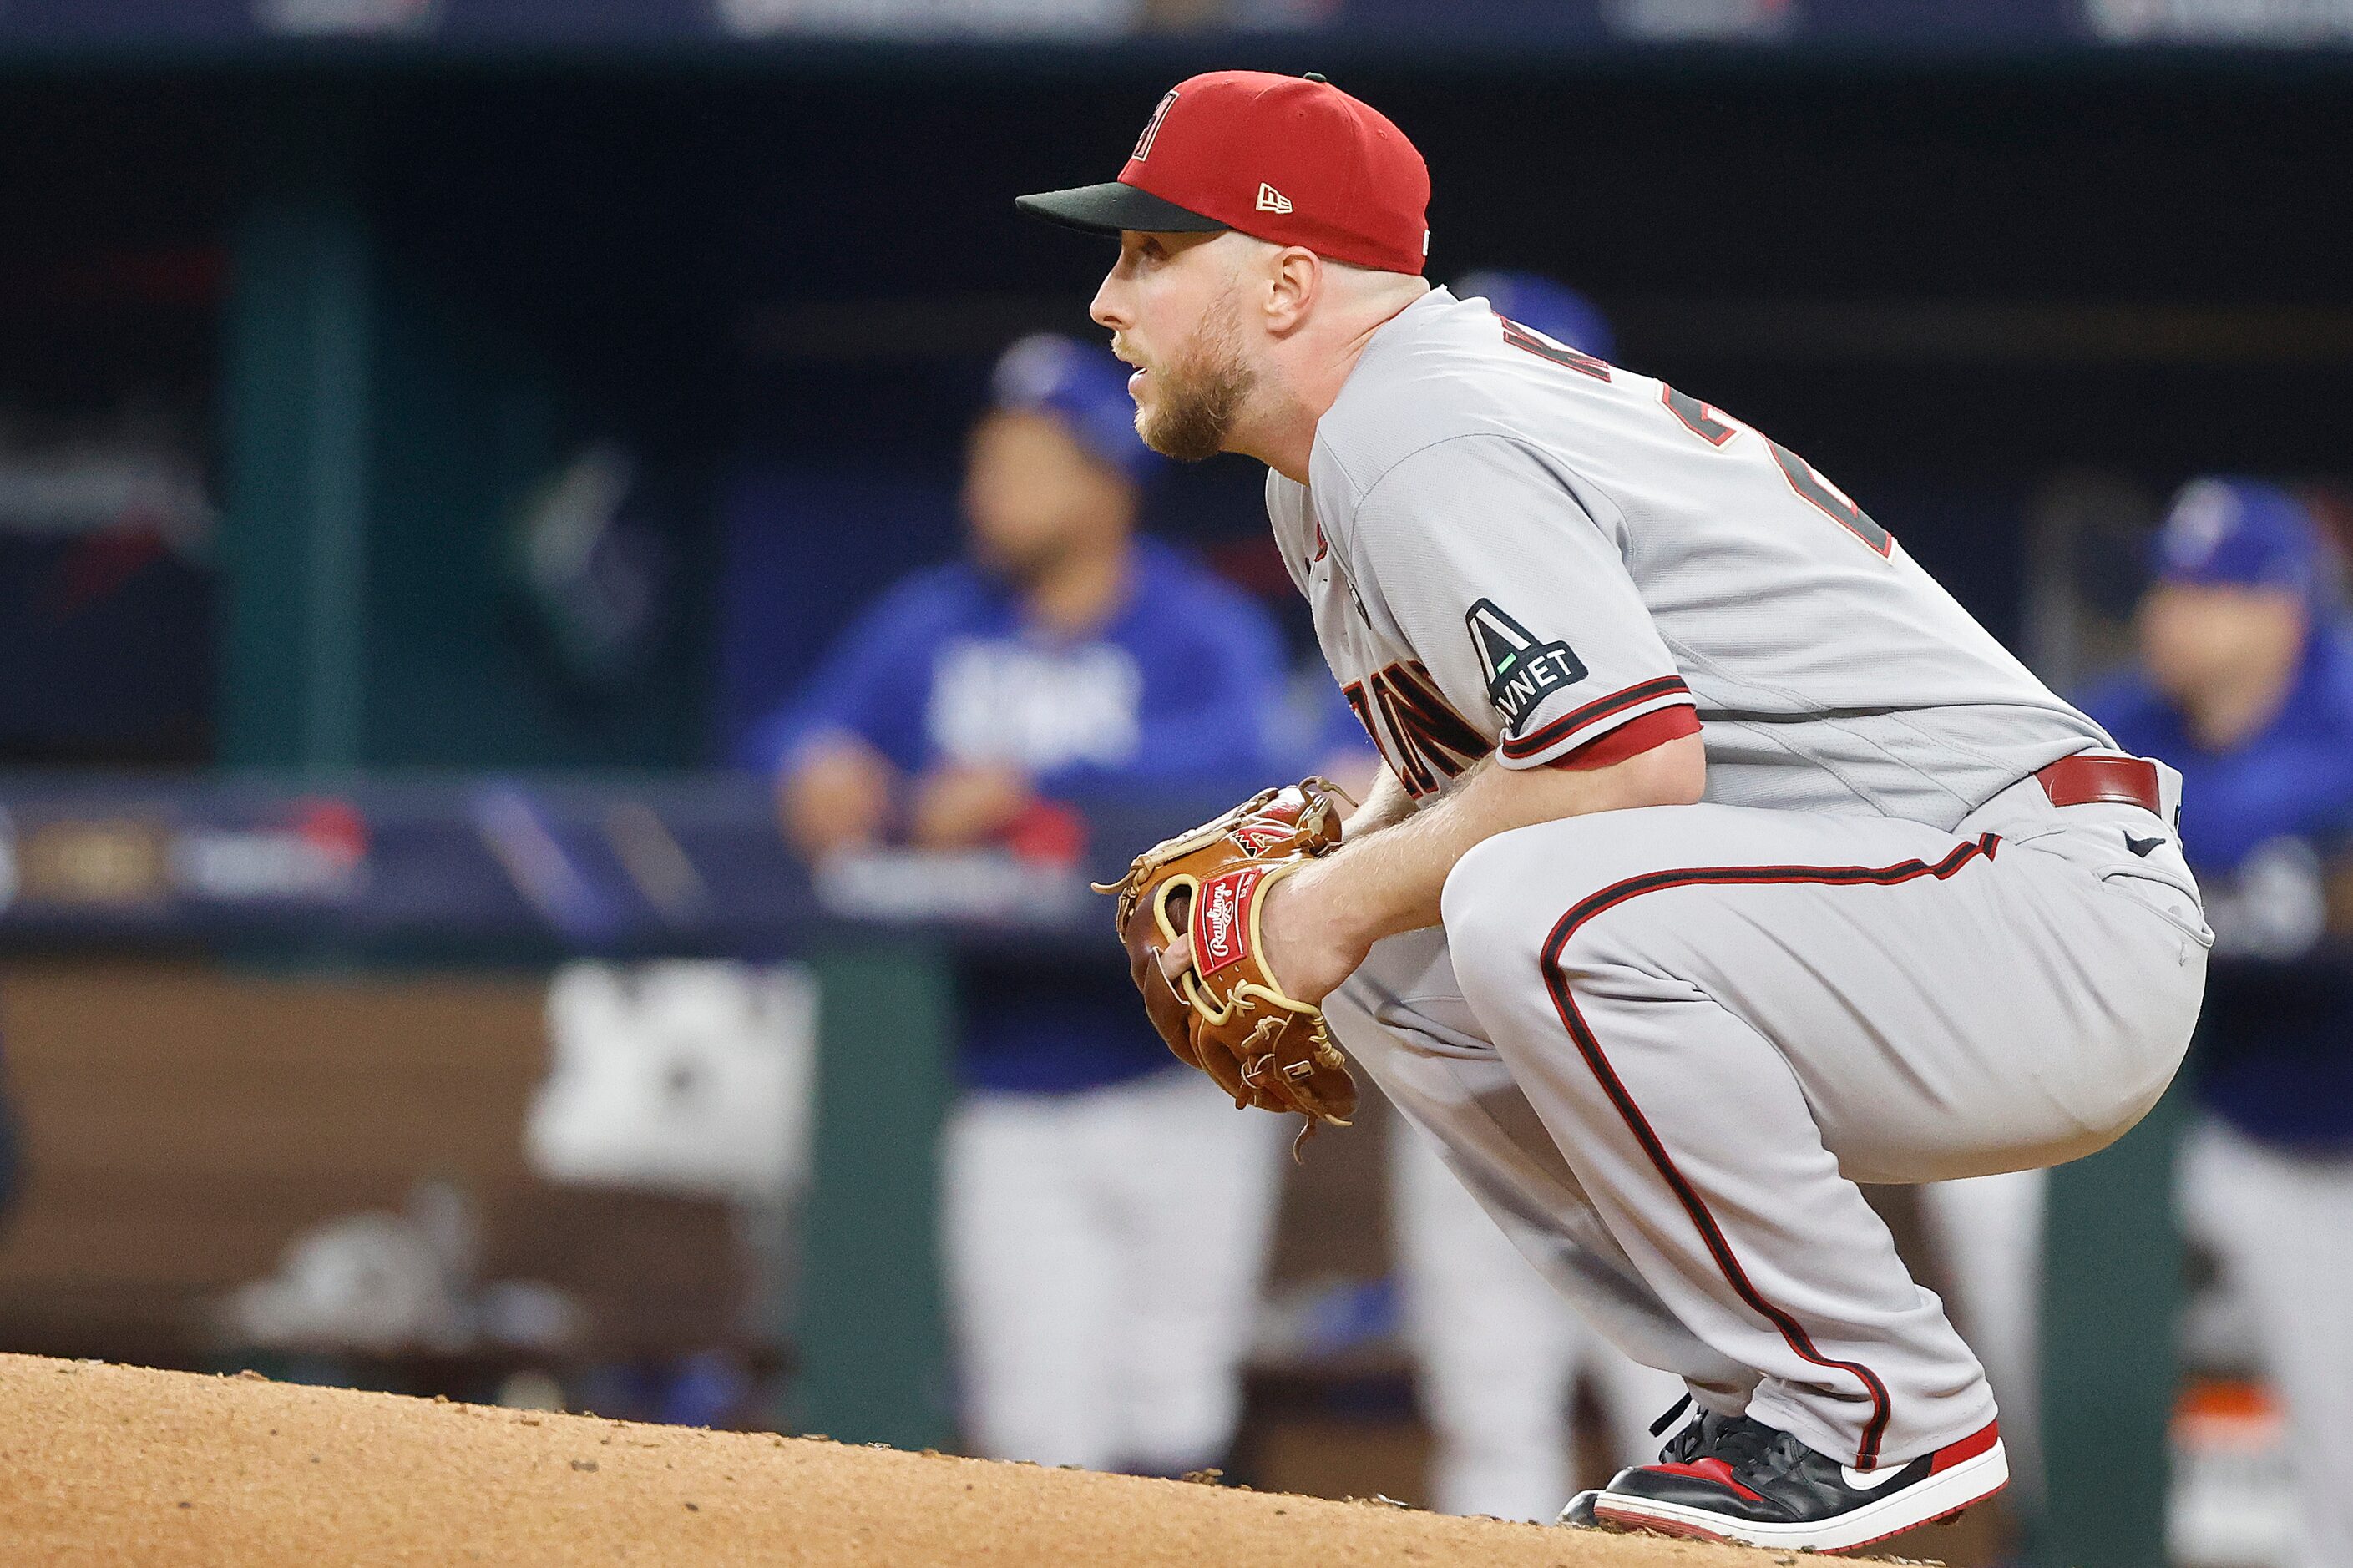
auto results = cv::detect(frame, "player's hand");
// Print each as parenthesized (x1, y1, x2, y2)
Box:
(1252, 860, 1367, 1005)
(908, 762, 1035, 850)
(1160, 860, 1362, 1006)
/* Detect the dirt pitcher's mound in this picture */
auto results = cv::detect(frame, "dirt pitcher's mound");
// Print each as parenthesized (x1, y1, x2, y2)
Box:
(0, 1354, 1835, 1566)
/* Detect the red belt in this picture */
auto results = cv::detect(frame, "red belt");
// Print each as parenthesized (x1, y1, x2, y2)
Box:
(2036, 752, 2162, 814)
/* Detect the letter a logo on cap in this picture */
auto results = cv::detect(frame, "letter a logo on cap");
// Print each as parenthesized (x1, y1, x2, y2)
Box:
(1256, 183, 1293, 215)
(1131, 90, 1178, 162)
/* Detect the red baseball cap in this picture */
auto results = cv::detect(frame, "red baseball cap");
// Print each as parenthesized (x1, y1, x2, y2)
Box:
(1016, 70, 1431, 276)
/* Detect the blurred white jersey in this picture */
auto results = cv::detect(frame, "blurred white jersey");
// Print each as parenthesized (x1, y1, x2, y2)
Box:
(1267, 286, 2109, 828)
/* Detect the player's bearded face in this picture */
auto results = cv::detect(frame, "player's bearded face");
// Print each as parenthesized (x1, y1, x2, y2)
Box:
(1126, 285, 1255, 464)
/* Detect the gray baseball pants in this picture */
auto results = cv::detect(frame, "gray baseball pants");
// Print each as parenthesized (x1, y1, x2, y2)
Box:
(1323, 772, 2208, 1471)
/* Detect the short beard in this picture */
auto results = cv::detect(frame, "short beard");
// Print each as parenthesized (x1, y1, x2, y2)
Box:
(1137, 290, 1254, 463)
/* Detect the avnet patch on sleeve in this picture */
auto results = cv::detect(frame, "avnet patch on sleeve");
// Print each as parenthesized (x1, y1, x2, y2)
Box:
(1466, 597, 1589, 731)
(1334, 430, 1692, 773)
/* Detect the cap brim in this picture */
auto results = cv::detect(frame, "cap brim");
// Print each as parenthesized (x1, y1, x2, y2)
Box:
(1015, 180, 1227, 237)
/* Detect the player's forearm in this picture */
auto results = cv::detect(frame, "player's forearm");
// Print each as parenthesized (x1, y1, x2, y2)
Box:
(1289, 734, 1705, 967)
(1339, 764, 1415, 842)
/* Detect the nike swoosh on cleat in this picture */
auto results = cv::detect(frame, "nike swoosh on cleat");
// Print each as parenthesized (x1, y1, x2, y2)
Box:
(1838, 1464, 1913, 1492)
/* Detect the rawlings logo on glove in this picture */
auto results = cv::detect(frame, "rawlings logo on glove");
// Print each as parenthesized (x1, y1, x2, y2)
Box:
(1199, 867, 1263, 975)
(1093, 779, 1359, 1152)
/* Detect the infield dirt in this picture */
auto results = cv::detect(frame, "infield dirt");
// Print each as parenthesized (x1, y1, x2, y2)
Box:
(0, 1353, 1863, 1566)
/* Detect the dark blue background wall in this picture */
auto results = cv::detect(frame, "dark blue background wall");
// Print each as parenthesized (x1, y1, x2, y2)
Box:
(3, 59, 2349, 766)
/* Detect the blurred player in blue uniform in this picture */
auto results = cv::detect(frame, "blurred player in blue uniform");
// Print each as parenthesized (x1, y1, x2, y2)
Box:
(2088, 477, 2353, 1568)
(754, 335, 1295, 1475)
(1369, 272, 1682, 1519)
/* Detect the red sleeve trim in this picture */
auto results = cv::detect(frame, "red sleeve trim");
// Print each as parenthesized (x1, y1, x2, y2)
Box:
(1548, 703, 1702, 771)
(1499, 675, 1691, 761)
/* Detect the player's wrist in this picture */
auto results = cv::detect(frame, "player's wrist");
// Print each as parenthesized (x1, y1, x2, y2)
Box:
(1278, 856, 1377, 979)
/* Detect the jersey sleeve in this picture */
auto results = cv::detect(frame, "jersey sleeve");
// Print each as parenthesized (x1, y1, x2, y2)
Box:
(1345, 434, 1693, 770)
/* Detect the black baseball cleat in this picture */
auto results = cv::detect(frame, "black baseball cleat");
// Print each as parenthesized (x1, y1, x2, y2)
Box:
(1555, 1394, 1733, 1530)
(1590, 1414, 2007, 1553)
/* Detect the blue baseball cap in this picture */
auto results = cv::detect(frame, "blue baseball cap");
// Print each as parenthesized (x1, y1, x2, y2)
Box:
(2153, 477, 2329, 602)
(1454, 269, 1616, 362)
(988, 333, 1158, 485)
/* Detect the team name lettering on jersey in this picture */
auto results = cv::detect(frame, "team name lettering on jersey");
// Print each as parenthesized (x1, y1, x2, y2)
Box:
(1345, 661, 1488, 798)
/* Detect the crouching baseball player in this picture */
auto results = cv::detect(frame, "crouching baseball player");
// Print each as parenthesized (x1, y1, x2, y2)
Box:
(1028, 70, 2209, 1552)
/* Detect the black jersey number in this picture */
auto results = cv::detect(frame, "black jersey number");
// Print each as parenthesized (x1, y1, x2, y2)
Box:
(1496, 311, 1890, 558)
(1662, 385, 1890, 556)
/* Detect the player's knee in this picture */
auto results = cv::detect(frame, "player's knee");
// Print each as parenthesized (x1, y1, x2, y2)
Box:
(1442, 815, 1623, 937)
(1444, 813, 1685, 997)
(1441, 832, 1559, 1003)
(1440, 832, 1525, 949)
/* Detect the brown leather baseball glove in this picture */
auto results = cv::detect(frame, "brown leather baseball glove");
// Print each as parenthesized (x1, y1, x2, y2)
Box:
(1094, 780, 1359, 1147)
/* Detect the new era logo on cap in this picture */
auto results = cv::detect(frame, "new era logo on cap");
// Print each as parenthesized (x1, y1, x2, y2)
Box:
(1014, 70, 1433, 277)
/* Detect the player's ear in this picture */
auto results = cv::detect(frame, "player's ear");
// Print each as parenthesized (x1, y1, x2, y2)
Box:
(1261, 245, 1321, 335)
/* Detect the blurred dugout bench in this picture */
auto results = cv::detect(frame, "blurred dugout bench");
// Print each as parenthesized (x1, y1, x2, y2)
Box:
(0, 771, 2173, 1564)
(0, 962, 747, 1369)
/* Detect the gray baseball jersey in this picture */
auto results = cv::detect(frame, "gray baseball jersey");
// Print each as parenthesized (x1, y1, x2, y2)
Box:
(1268, 286, 2109, 828)
(1264, 285, 2207, 1514)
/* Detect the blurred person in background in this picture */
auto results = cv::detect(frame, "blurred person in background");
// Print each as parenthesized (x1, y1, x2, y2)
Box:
(2087, 476, 2353, 1568)
(757, 335, 1297, 1476)
(1377, 271, 1683, 1520)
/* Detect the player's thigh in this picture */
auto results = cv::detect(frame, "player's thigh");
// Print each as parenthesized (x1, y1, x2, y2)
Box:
(1440, 801, 1961, 950)
(1442, 803, 2194, 1181)
(1438, 800, 1960, 1043)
